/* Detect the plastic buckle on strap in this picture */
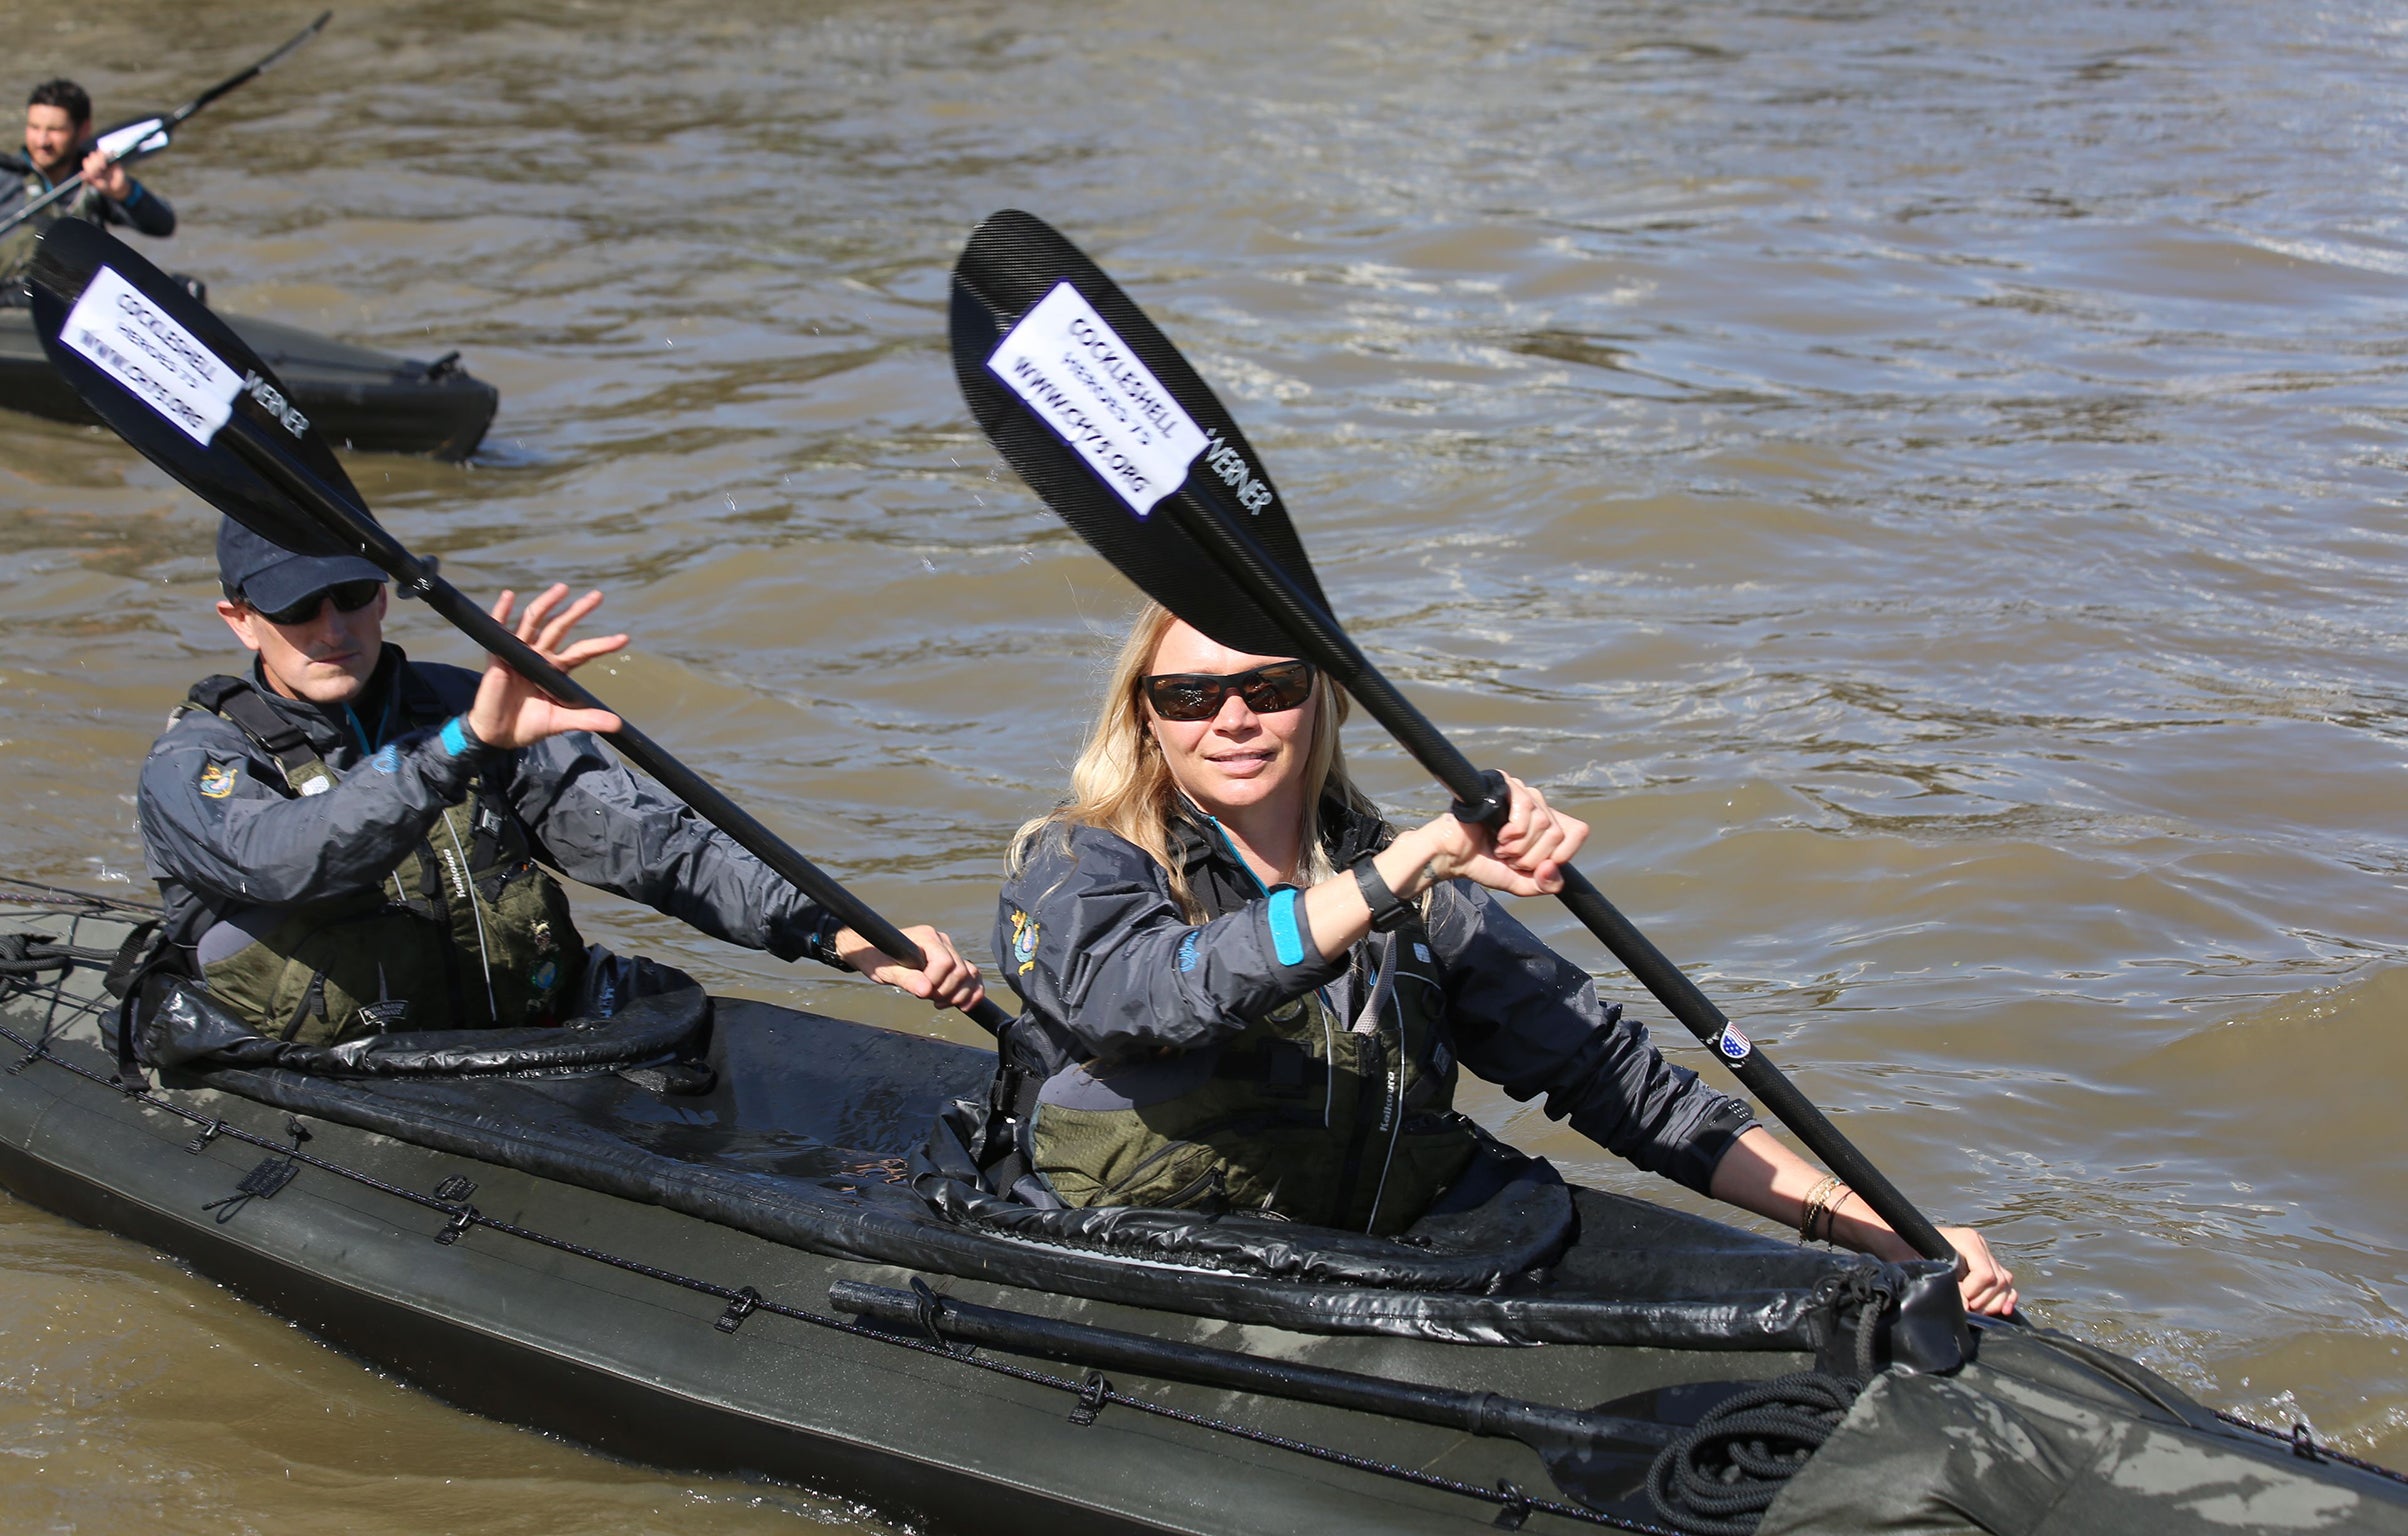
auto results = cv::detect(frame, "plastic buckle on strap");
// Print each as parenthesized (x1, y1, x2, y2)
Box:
(432, 1175, 476, 1202)
(1491, 1481, 1532, 1531)
(435, 1205, 480, 1246)
(1449, 768, 1511, 830)
(715, 1287, 762, 1334)
(185, 1119, 227, 1155)
(1067, 1370, 1110, 1428)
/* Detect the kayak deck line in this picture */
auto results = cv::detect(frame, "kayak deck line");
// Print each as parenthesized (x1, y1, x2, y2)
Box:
(0, 1008, 1662, 1535)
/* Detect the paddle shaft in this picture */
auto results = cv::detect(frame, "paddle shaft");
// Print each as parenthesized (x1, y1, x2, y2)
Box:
(217, 416, 1012, 1035)
(0, 12, 331, 241)
(828, 1280, 1670, 1453)
(1157, 476, 1952, 1262)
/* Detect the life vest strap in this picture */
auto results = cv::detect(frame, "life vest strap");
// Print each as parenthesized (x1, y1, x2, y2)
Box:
(186, 675, 323, 791)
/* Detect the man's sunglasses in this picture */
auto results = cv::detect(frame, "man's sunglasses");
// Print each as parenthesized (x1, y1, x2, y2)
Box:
(247, 579, 383, 626)
(1141, 660, 1317, 722)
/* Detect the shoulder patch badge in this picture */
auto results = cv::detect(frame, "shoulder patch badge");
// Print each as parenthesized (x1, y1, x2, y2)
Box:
(197, 761, 240, 799)
(1009, 908, 1040, 975)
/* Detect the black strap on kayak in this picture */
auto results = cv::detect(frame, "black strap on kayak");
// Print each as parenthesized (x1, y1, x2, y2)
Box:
(106, 919, 167, 1087)
(102, 920, 162, 998)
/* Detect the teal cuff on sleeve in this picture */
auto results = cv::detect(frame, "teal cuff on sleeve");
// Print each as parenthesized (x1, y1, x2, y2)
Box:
(439, 716, 478, 756)
(123, 182, 144, 207)
(1267, 886, 1306, 966)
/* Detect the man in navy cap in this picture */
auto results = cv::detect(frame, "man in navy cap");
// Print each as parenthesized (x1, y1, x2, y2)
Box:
(134, 521, 982, 1044)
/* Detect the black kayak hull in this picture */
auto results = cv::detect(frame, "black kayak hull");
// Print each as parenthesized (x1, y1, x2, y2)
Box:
(4, 888, 2403, 1536)
(0, 1003, 1611, 1534)
(0, 1090, 1185, 1536)
(0, 304, 498, 460)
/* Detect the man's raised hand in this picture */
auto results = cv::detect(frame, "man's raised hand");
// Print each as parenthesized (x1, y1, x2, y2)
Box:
(465, 584, 628, 750)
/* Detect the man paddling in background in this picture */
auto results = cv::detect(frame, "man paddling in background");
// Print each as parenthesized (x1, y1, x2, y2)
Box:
(135, 519, 984, 1044)
(1, 79, 176, 301)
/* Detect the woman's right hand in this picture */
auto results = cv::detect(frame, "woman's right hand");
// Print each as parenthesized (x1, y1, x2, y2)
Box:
(1394, 774, 1590, 899)
(1306, 774, 1591, 963)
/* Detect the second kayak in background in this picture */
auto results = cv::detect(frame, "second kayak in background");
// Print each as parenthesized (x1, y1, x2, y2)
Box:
(0, 302, 497, 461)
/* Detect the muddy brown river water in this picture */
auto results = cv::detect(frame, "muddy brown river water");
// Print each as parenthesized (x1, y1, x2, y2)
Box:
(3, 0, 2405, 1529)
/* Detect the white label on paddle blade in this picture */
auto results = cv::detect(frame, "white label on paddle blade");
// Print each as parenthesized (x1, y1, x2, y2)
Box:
(94, 119, 169, 161)
(59, 265, 241, 446)
(987, 281, 1205, 517)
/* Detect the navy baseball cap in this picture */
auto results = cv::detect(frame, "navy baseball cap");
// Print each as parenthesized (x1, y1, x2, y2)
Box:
(216, 518, 386, 613)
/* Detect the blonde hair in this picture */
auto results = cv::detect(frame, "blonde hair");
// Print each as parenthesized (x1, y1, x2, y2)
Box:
(1009, 601, 1375, 920)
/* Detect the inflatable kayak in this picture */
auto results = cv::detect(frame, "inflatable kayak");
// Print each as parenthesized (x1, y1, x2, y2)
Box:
(0, 303, 496, 460)
(2, 878, 2402, 1536)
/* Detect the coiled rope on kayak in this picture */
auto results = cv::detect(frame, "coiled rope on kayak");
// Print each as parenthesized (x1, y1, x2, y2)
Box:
(0, 1004, 1691, 1536)
(1644, 1373, 1864, 1536)
(0, 933, 123, 992)
(1641, 1274, 1888, 1534)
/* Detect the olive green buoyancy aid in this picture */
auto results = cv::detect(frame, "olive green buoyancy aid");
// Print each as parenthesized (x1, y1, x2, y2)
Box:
(185, 674, 583, 1046)
(1030, 905, 1480, 1238)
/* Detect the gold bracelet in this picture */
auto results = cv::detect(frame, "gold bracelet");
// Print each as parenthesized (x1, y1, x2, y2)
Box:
(1798, 1173, 1844, 1242)
(1817, 1182, 1854, 1244)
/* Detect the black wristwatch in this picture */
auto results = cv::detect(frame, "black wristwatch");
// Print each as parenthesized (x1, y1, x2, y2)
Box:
(801, 911, 851, 971)
(1352, 853, 1414, 933)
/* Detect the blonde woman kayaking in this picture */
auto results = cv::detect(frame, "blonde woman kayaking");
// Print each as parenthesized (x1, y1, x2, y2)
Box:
(997, 602, 2016, 1316)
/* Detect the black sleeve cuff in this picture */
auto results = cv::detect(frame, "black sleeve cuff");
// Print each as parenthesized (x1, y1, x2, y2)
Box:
(1674, 1096, 1761, 1196)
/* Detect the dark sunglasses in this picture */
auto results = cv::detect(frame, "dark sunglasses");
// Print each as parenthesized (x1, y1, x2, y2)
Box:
(248, 579, 383, 626)
(1142, 660, 1317, 722)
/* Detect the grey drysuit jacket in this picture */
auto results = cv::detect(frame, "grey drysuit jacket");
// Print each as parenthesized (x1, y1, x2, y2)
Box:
(138, 646, 841, 967)
(995, 801, 1757, 1196)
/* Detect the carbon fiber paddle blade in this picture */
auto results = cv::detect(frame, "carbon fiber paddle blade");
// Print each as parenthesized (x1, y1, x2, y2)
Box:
(949, 209, 1329, 657)
(28, 219, 364, 557)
